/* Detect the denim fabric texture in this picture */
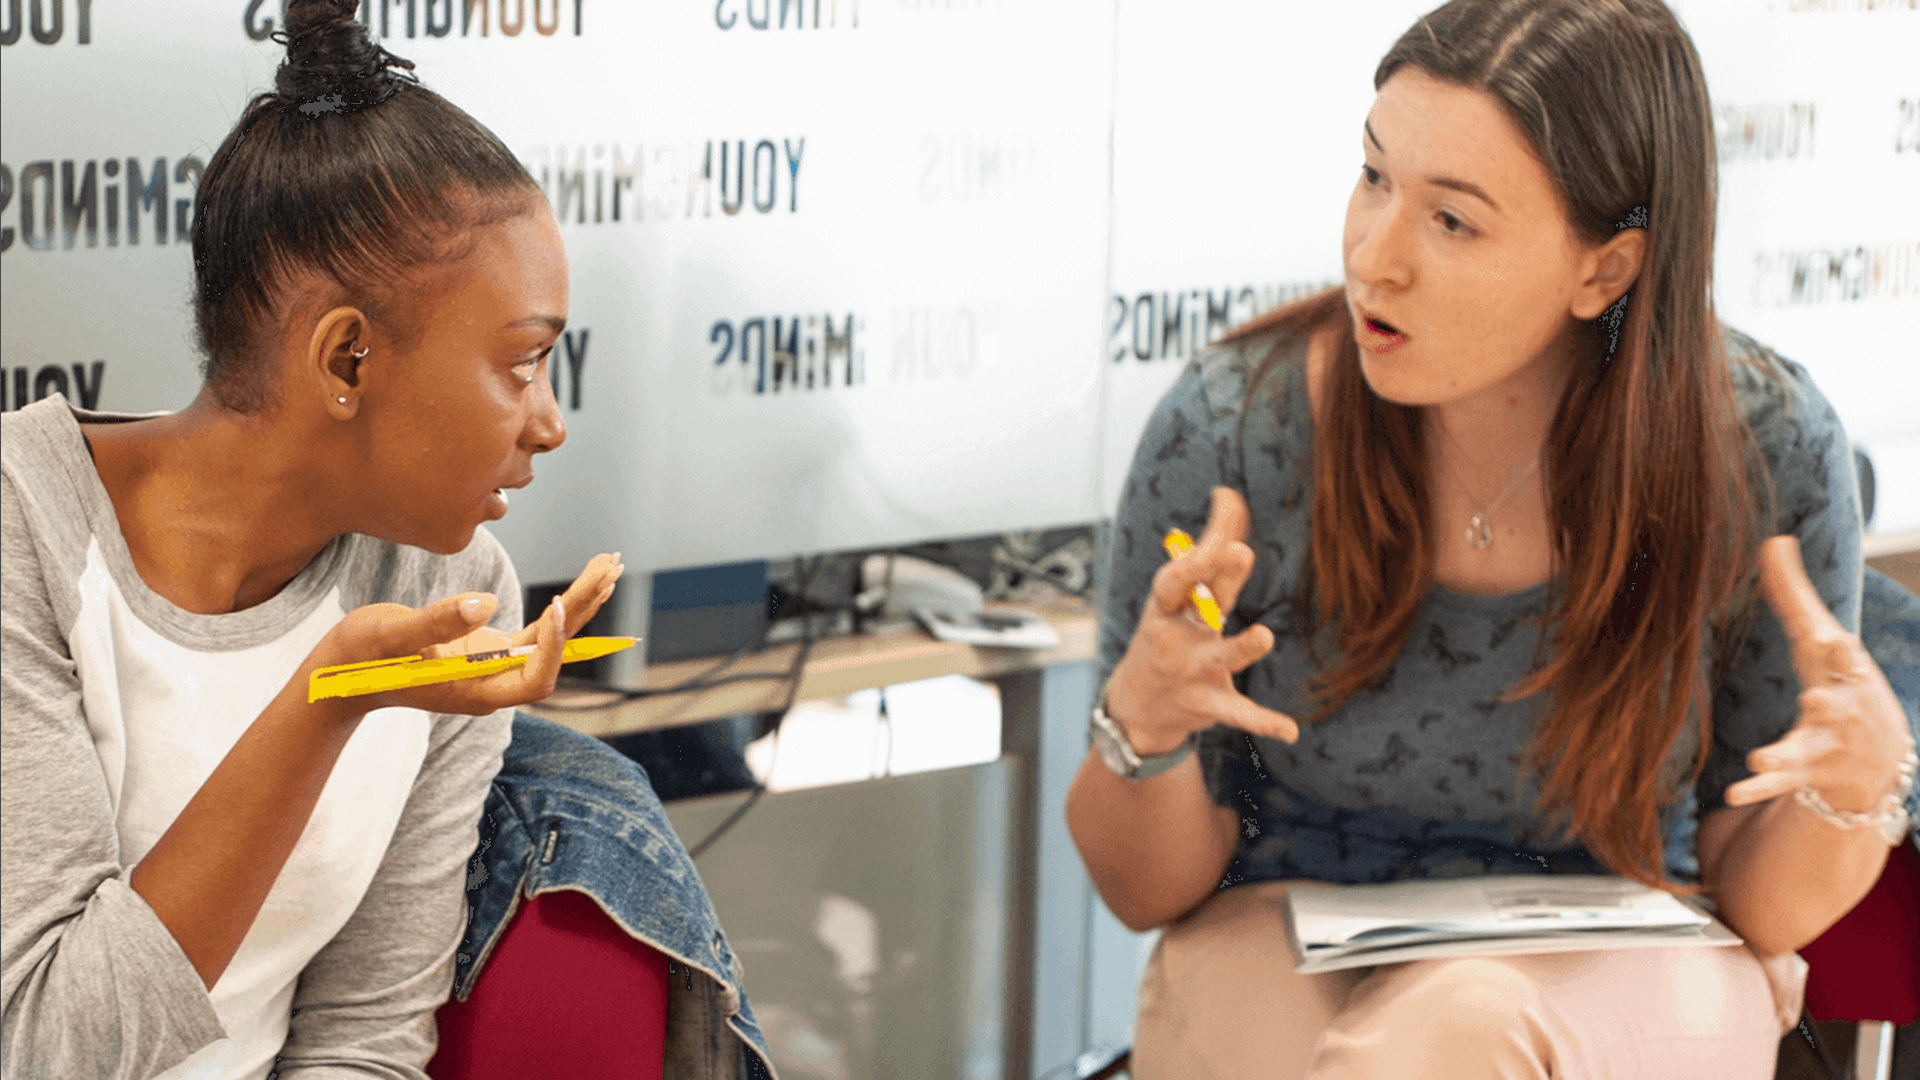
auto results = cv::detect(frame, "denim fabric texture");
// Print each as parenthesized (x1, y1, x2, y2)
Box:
(453, 711, 775, 1080)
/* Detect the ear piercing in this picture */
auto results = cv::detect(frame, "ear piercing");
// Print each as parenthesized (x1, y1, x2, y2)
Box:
(340, 342, 367, 407)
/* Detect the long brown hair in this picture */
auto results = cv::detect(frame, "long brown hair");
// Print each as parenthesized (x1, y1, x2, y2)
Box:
(1234, 0, 1778, 891)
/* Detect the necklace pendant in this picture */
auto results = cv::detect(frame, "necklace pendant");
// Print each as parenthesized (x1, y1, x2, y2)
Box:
(1467, 512, 1494, 550)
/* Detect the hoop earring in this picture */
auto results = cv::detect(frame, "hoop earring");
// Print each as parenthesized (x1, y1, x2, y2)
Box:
(350, 344, 370, 359)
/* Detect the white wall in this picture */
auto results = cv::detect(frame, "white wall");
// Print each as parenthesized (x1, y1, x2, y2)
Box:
(1101, 0, 1920, 535)
(3, 0, 1914, 590)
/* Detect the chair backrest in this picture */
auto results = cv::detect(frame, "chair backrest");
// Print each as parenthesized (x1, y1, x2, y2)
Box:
(1798, 839, 1920, 1025)
(1796, 565, 1920, 1025)
(428, 887, 671, 1080)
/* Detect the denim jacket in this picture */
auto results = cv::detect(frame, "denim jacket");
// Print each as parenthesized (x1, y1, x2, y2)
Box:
(452, 711, 776, 1079)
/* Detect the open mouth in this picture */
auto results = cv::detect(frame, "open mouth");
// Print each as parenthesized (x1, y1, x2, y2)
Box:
(1366, 316, 1402, 337)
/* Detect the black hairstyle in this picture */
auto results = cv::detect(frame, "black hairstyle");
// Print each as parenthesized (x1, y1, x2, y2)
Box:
(190, 0, 543, 413)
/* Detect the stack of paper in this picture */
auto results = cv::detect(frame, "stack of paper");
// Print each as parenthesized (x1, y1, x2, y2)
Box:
(1281, 874, 1743, 974)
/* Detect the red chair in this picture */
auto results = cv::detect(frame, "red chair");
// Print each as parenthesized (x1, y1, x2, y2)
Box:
(1796, 837, 1920, 1080)
(428, 888, 671, 1080)
(1799, 555, 1920, 1080)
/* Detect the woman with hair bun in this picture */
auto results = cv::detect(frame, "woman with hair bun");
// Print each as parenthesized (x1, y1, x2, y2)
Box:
(1069, 0, 1917, 1076)
(1, 2, 625, 1077)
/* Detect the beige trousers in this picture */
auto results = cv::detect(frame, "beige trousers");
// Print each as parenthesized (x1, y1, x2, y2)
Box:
(1131, 880, 1808, 1080)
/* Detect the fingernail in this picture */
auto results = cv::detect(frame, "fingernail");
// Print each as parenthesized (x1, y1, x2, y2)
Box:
(460, 595, 491, 619)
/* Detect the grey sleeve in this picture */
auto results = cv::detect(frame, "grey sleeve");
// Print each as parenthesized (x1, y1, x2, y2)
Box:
(1, 468, 227, 1079)
(272, 534, 521, 1078)
(1700, 351, 1865, 814)
(1097, 360, 1237, 690)
(1098, 356, 1262, 809)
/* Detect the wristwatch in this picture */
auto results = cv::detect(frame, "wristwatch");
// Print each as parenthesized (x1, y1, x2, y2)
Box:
(1090, 698, 1196, 781)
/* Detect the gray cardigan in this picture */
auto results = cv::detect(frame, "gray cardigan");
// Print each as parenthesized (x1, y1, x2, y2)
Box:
(2, 396, 517, 1080)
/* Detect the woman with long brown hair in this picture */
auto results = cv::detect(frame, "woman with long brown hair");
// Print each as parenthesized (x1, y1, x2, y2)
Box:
(1067, 0, 1917, 1076)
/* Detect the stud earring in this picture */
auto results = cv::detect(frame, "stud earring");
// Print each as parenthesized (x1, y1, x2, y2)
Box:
(337, 396, 348, 405)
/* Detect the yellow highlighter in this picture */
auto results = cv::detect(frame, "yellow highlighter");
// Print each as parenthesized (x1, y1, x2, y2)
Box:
(1162, 529, 1224, 632)
(308, 636, 639, 703)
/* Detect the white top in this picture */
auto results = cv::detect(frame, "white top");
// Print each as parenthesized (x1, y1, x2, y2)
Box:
(3, 395, 518, 1080)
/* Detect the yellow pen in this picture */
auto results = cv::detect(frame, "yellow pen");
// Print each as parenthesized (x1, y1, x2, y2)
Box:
(1162, 528, 1224, 631)
(308, 636, 640, 702)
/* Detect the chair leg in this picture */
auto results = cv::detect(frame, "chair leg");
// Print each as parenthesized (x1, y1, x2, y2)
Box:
(1853, 1021, 1893, 1080)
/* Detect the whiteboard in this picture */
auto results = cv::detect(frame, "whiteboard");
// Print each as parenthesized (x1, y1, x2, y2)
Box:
(3, 0, 1914, 592)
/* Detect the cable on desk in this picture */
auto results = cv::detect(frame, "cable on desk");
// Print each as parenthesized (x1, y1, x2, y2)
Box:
(538, 621, 782, 706)
(686, 553, 824, 861)
(537, 668, 793, 708)
(537, 553, 860, 707)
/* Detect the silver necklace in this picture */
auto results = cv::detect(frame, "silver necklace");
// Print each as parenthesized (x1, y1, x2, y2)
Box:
(1434, 425, 1540, 550)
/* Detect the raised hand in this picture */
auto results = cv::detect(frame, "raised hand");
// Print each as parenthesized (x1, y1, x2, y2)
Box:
(304, 591, 568, 720)
(1724, 535, 1915, 814)
(1104, 486, 1299, 754)
(525, 551, 624, 642)
(421, 552, 625, 661)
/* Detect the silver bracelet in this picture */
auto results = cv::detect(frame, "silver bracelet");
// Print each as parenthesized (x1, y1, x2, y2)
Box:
(1792, 746, 1919, 841)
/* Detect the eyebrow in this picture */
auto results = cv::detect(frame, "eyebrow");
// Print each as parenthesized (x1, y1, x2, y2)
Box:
(502, 315, 567, 334)
(1364, 119, 1503, 214)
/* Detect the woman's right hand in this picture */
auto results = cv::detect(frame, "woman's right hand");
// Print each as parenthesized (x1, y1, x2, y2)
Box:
(1104, 485, 1300, 754)
(300, 591, 568, 721)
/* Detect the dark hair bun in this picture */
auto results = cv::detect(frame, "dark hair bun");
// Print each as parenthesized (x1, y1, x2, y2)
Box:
(273, 0, 417, 114)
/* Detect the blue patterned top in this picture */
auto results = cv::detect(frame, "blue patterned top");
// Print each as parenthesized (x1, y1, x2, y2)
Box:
(1097, 324, 1864, 887)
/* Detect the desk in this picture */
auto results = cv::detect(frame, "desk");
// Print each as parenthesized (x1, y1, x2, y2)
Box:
(524, 598, 1096, 738)
(525, 598, 1103, 1080)
(1867, 530, 1920, 597)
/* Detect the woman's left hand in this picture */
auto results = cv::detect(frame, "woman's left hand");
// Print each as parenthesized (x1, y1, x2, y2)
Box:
(1724, 535, 1914, 813)
(423, 552, 625, 659)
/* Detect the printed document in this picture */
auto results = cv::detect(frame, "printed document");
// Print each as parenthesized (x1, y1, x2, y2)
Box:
(1281, 874, 1743, 974)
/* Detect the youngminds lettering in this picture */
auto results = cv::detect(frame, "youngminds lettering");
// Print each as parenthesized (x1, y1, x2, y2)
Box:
(545, 328, 590, 410)
(1896, 99, 1920, 155)
(1, 361, 106, 412)
(1109, 281, 1337, 363)
(918, 131, 1056, 204)
(1751, 242, 1920, 306)
(245, 0, 585, 41)
(1, 0, 94, 46)
(710, 314, 862, 396)
(714, 0, 855, 30)
(528, 139, 806, 224)
(1715, 103, 1816, 163)
(0, 156, 206, 254)
(888, 306, 1000, 383)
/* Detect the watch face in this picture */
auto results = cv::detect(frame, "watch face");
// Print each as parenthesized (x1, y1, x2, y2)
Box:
(1091, 719, 1138, 778)
(1097, 740, 1136, 779)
